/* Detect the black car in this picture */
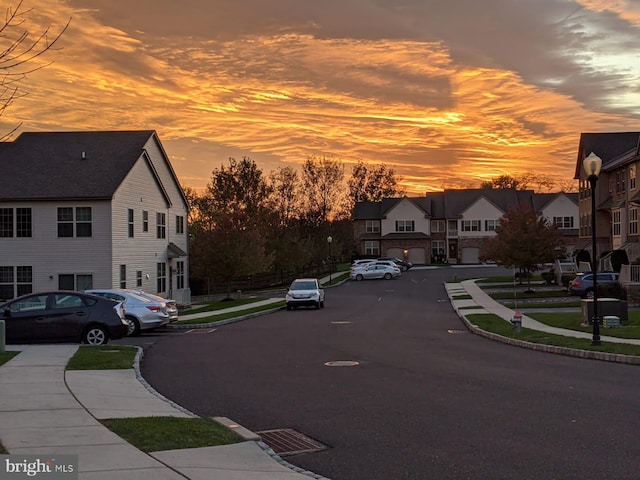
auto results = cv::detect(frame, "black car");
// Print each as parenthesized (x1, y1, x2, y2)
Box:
(1, 291, 128, 345)
(378, 257, 413, 271)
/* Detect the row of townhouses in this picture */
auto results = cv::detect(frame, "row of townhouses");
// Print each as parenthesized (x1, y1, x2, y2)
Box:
(575, 131, 640, 281)
(0, 131, 191, 305)
(353, 189, 579, 265)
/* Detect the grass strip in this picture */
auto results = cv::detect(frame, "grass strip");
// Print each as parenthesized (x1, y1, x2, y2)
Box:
(184, 297, 268, 315)
(528, 311, 640, 339)
(66, 345, 137, 370)
(0, 351, 19, 367)
(176, 300, 286, 325)
(101, 417, 242, 452)
(489, 290, 570, 299)
(466, 313, 640, 356)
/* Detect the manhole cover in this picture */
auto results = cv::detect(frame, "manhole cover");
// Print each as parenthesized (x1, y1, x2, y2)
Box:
(324, 360, 360, 367)
(256, 428, 327, 456)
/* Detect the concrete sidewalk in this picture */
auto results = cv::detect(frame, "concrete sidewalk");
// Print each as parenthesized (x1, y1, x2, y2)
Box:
(0, 344, 330, 480)
(447, 279, 640, 364)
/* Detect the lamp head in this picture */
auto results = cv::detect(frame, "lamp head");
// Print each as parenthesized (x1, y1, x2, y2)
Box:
(583, 152, 603, 178)
(327, 236, 333, 243)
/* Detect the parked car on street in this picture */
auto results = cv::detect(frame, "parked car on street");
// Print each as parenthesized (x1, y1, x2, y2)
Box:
(350, 263, 401, 281)
(567, 272, 620, 298)
(285, 278, 325, 310)
(351, 259, 376, 268)
(1, 291, 128, 345)
(378, 257, 413, 271)
(129, 290, 179, 322)
(85, 289, 171, 336)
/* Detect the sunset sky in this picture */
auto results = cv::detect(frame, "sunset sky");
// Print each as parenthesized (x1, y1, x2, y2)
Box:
(3, 0, 640, 194)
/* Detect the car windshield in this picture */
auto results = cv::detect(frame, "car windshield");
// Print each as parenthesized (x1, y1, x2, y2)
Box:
(290, 281, 317, 290)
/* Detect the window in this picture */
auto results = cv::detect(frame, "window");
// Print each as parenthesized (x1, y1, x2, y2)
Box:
(76, 207, 92, 237)
(553, 217, 574, 229)
(143, 211, 149, 232)
(16, 266, 32, 297)
(58, 274, 93, 290)
(58, 207, 92, 237)
(120, 264, 126, 288)
(157, 262, 166, 292)
(364, 241, 380, 256)
(128, 209, 134, 238)
(613, 210, 621, 237)
(462, 220, 481, 232)
(630, 207, 638, 235)
(176, 261, 185, 289)
(395, 220, 415, 232)
(0, 266, 13, 300)
(176, 215, 185, 234)
(616, 171, 627, 194)
(631, 165, 637, 191)
(485, 220, 499, 231)
(136, 270, 143, 287)
(365, 220, 380, 233)
(0, 208, 12, 237)
(156, 213, 166, 239)
(431, 240, 445, 256)
(431, 220, 445, 233)
(16, 208, 32, 237)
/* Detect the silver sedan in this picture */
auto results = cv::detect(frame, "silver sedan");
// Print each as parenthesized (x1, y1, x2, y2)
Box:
(350, 264, 401, 281)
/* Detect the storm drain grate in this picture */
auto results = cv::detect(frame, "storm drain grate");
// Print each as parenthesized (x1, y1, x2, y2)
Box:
(256, 428, 327, 456)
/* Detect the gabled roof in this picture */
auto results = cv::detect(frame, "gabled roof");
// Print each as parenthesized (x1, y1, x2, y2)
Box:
(574, 132, 640, 179)
(533, 192, 578, 212)
(431, 188, 534, 218)
(0, 130, 163, 201)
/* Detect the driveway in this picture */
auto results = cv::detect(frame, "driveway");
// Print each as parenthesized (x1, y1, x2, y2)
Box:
(133, 266, 640, 480)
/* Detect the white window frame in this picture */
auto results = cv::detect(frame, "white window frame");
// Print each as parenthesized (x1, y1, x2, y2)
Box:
(613, 210, 621, 237)
(485, 219, 499, 231)
(364, 241, 380, 256)
(431, 220, 445, 233)
(629, 207, 638, 235)
(395, 220, 415, 232)
(462, 220, 481, 232)
(365, 220, 380, 233)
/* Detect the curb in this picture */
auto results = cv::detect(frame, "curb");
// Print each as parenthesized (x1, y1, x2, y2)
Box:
(447, 283, 640, 366)
(167, 306, 285, 330)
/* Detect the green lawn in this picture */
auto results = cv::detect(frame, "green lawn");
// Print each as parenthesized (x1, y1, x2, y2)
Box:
(66, 345, 138, 370)
(176, 300, 286, 325)
(0, 351, 19, 367)
(101, 417, 242, 452)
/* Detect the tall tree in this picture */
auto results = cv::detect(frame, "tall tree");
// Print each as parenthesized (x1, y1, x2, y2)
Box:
(300, 155, 347, 226)
(348, 161, 404, 205)
(191, 157, 273, 295)
(480, 203, 565, 289)
(1, 1, 70, 139)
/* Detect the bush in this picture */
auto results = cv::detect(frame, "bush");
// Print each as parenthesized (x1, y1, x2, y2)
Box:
(541, 270, 556, 285)
(597, 282, 627, 300)
(561, 274, 575, 288)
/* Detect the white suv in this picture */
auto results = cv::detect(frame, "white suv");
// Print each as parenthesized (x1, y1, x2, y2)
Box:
(285, 278, 325, 310)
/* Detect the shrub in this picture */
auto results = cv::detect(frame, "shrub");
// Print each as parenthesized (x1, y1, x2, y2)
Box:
(597, 282, 627, 300)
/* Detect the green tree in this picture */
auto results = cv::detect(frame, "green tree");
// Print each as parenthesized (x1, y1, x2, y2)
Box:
(480, 203, 565, 289)
(190, 157, 273, 296)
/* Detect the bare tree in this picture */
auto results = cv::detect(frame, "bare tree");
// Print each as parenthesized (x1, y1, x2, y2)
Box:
(300, 155, 347, 225)
(1, 0, 70, 139)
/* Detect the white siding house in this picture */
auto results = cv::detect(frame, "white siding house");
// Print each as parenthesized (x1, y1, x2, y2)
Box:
(0, 130, 191, 305)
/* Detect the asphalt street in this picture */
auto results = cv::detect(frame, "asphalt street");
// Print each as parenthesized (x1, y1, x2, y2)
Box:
(124, 267, 640, 480)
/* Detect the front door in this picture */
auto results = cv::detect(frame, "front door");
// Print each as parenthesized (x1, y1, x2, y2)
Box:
(449, 241, 458, 263)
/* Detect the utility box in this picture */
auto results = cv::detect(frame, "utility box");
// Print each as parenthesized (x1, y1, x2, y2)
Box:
(581, 298, 628, 325)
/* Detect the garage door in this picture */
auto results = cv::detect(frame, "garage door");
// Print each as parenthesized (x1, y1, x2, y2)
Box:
(461, 247, 479, 264)
(408, 248, 426, 265)
(386, 248, 403, 259)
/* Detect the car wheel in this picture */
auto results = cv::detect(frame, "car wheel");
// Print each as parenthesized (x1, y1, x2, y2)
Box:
(585, 289, 594, 299)
(83, 326, 108, 345)
(320, 300, 325, 309)
(286, 304, 292, 311)
(356, 274, 363, 281)
(384, 273, 392, 280)
(126, 316, 141, 336)
(315, 301, 320, 309)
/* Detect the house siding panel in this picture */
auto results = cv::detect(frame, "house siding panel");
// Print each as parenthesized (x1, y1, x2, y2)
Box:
(0, 200, 112, 293)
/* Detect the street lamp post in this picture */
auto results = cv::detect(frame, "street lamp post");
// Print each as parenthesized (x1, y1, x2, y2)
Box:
(584, 152, 603, 346)
(327, 236, 333, 283)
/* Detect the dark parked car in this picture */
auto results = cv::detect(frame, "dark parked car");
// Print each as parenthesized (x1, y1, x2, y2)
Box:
(567, 272, 620, 298)
(378, 257, 413, 271)
(1, 291, 128, 345)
